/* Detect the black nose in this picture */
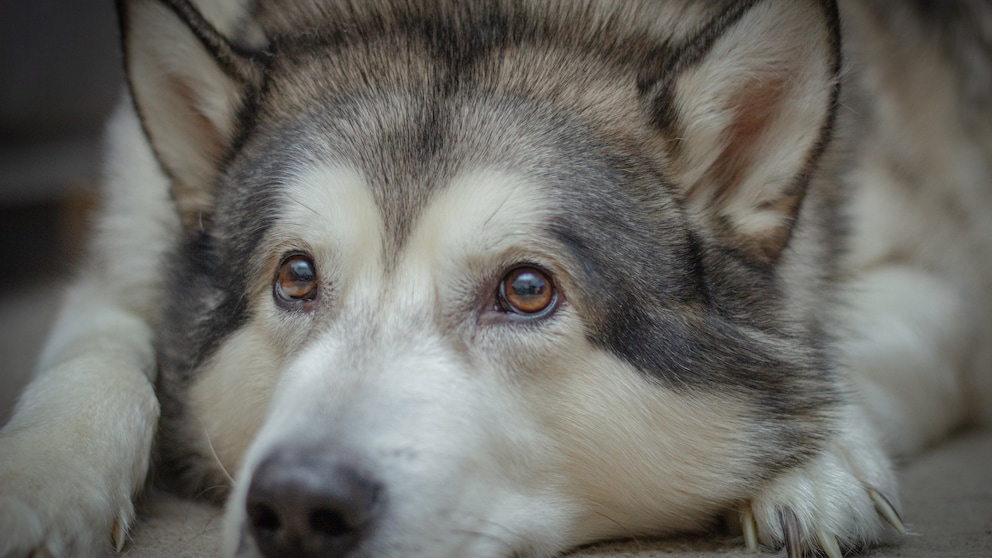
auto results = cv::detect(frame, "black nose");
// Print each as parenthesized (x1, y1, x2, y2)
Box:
(245, 448, 383, 558)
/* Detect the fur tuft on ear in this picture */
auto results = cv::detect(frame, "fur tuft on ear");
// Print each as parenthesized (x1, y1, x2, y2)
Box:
(648, 0, 841, 264)
(118, 0, 263, 229)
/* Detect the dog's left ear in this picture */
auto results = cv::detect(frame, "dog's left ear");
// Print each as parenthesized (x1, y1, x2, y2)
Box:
(118, 0, 264, 229)
(646, 0, 841, 265)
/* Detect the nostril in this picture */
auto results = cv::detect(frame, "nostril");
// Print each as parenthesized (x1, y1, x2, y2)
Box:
(247, 500, 282, 533)
(310, 508, 351, 537)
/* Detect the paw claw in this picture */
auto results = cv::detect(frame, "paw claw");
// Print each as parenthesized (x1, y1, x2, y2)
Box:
(779, 508, 802, 558)
(869, 488, 906, 534)
(741, 503, 760, 552)
(111, 515, 128, 552)
(817, 528, 843, 558)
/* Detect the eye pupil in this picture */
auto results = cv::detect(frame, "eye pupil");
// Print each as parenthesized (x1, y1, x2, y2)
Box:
(511, 270, 546, 298)
(287, 259, 314, 284)
(500, 267, 556, 315)
(276, 255, 318, 303)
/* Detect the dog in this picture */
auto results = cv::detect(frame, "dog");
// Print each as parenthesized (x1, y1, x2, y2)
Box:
(2, 0, 991, 556)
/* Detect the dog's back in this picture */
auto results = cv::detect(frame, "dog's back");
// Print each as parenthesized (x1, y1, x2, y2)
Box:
(835, 0, 992, 453)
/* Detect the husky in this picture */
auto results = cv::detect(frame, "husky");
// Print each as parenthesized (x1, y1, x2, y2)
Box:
(2, 0, 991, 556)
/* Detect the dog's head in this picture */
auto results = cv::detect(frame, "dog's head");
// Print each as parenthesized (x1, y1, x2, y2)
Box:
(119, 0, 842, 556)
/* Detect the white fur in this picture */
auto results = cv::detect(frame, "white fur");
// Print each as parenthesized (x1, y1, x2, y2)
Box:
(215, 167, 568, 556)
(189, 164, 385, 478)
(0, 2, 251, 552)
(838, 267, 970, 456)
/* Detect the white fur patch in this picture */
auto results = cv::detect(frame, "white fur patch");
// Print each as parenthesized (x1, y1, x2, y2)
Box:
(276, 164, 385, 277)
(838, 266, 969, 455)
(404, 169, 556, 273)
(191, 326, 283, 478)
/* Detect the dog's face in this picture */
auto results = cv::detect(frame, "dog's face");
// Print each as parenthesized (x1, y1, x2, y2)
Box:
(195, 104, 760, 556)
(122, 1, 842, 556)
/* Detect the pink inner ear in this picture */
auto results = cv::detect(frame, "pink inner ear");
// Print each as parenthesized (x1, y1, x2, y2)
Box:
(707, 76, 789, 206)
(678, 71, 814, 264)
(155, 76, 227, 228)
(169, 77, 225, 164)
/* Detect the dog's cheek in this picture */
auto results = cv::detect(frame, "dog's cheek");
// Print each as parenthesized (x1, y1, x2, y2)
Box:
(189, 324, 285, 478)
(529, 345, 762, 542)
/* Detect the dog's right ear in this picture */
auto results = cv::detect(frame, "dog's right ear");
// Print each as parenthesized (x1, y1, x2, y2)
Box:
(643, 0, 840, 267)
(118, 0, 263, 228)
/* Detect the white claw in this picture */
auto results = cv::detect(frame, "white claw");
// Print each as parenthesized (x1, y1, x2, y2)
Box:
(869, 489, 907, 534)
(112, 515, 128, 552)
(741, 504, 759, 552)
(817, 528, 843, 558)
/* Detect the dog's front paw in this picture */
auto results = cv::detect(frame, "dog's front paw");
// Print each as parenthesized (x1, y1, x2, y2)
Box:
(0, 357, 158, 558)
(0, 480, 132, 558)
(738, 432, 906, 557)
(0, 436, 135, 558)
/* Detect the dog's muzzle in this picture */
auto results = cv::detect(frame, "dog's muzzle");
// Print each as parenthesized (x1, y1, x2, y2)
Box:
(245, 446, 383, 558)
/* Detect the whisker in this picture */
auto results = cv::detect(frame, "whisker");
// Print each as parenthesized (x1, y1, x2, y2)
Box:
(201, 424, 236, 485)
(452, 515, 547, 558)
(591, 510, 642, 551)
(482, 190, 514, 231)
(193, 483, 230, 501)
(451, 528, 523, 558)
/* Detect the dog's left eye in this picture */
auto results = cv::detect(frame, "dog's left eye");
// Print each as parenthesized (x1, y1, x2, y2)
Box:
(274, 254, 318, 304)
(498, 266, 557, 317)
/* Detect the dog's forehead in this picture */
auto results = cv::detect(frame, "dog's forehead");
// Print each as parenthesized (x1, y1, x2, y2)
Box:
(272, 138, 562, 281)
(212, 0, 719, 331)
(235, 0, 730, 262)
(242, 81, 631, 260)
(247, 0, 724, 175)
(223, 58, 700, 305)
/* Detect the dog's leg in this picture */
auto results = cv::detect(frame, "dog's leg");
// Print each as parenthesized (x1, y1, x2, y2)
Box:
(0, 285, 159, 558)
(837, 265, 971, 457)
(0, 105, 172, 558)
(737, 264, 974, 555)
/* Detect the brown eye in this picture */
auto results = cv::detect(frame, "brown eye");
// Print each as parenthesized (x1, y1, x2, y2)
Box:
(498, 266, 557, 316)
(275, 254, 318, 304)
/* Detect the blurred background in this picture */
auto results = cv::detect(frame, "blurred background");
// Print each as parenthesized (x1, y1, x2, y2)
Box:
(0, 0, 121, 422)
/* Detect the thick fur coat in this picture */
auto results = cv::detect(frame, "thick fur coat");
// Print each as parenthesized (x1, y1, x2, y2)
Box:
(1, 1, 990, 557)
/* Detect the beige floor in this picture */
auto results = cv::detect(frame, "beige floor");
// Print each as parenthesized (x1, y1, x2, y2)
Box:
(2, 285, 990, 557)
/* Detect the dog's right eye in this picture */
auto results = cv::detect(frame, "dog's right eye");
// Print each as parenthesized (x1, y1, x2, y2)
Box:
(274, 254, 318, 305)
(498, 266, 558, 317)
